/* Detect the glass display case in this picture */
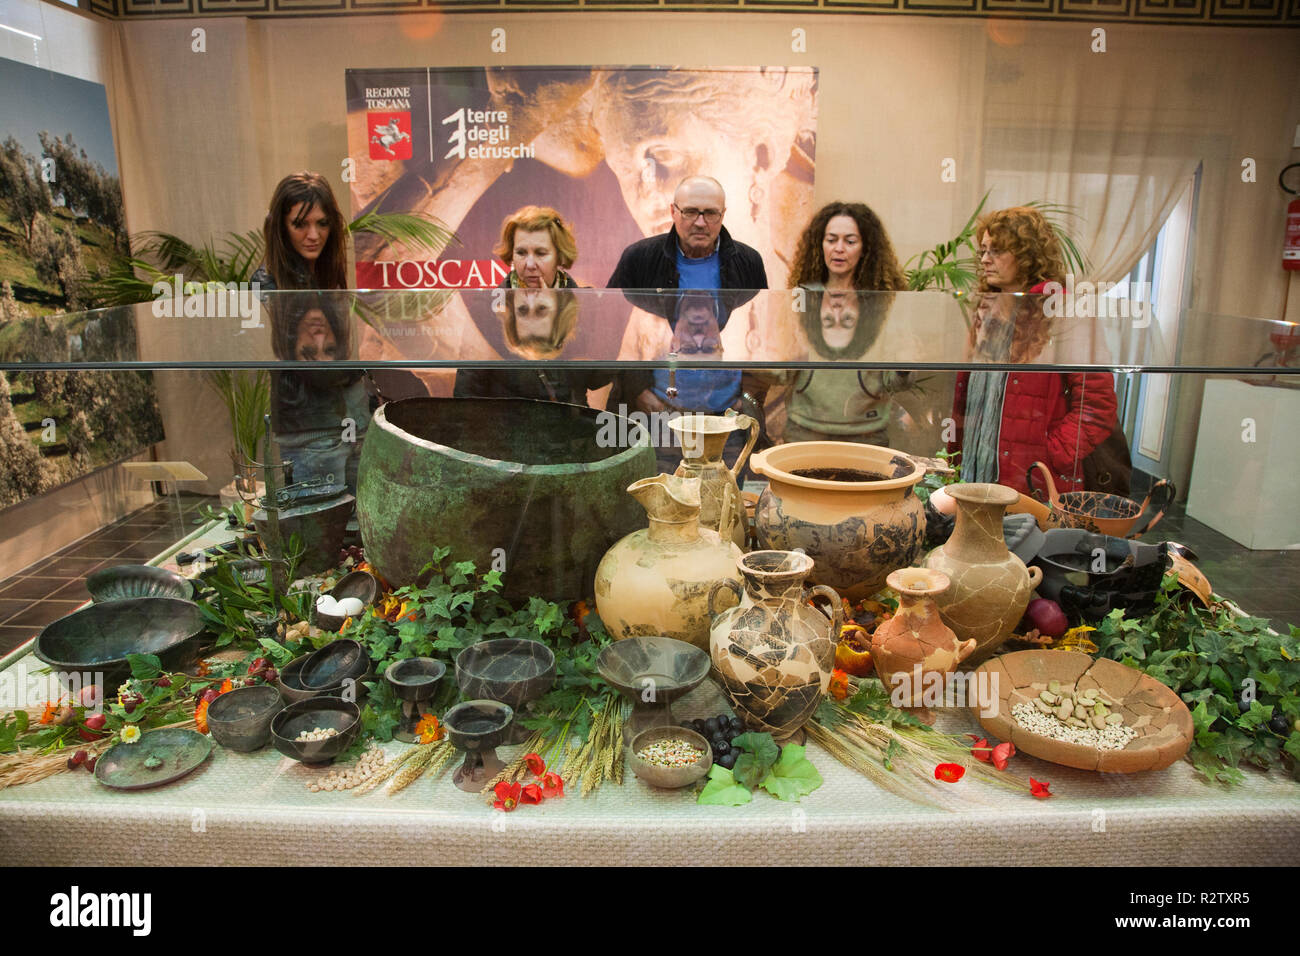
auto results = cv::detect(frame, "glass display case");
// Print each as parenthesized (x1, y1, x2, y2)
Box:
(0, 287, 1297, 866)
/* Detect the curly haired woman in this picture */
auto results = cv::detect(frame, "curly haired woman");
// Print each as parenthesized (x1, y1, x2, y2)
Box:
(758, 201, 913, 446)
(948, 206, 1119, 496)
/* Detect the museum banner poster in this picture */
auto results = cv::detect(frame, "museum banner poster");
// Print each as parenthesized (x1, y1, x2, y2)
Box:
(344, 66, 818, 292)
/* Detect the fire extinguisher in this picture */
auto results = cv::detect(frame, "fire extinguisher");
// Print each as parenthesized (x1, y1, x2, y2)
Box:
(1283, 163, 1300, 271)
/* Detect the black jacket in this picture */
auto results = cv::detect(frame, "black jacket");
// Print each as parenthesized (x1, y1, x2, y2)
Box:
(606, 227, 767, 402)
(606, 226, 768, 320)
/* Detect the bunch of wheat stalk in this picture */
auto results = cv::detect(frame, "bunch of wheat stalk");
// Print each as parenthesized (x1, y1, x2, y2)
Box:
(353, 737, 457, 796)
(806, 703, 1036, 809)
(480, 691, 628, 798)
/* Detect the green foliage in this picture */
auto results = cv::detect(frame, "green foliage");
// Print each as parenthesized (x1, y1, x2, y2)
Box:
(697, 765, 753, 806)
(914, 449, 961, 505)
(698, 732, 824, 805)
(1091, 574, 1300, 785)
(205, 369, 270, 467)
(343, 548, 615, 746)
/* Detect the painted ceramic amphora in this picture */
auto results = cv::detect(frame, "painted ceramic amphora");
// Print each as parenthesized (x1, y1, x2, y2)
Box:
(923, 483, 1043, 666)
(666, 411, 758, 549)
(595, 474, 742, 651)
(871, 567, 977, 711)
(708, 550, 843, 743)
(750, 441, 927, 600)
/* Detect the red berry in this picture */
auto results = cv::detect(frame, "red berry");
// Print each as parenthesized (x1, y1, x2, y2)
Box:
(67, 750, 87, 769)
(263, 668, 278, 684)
(247, 657, 270, 676)
(156, 676, 172, 688)
(84, 756, 97, 772)
(84, 713, 106, 731)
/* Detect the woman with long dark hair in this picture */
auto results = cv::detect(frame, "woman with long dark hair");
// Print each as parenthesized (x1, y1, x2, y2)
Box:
(760, 201, 913, 446)
(254, 173, 368, 494)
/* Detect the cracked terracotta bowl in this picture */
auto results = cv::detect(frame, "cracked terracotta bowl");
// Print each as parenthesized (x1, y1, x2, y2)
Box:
(971, 650, 1193, 773)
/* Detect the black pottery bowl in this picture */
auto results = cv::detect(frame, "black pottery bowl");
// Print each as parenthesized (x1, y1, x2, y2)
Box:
(313, 570, 380, 632)
(86, 565, 195, 603)
(206, 684, 285, 752)
(443, 699, 514, 752)
(34, 597, 205, 693)
(455, 639, 556, 708)
(385, 657, 446, 701)
(300, 639, 369, 689)
(275, 654, 372, 705)
(596, 637, 710, 705)
(270, 697, 361, 764)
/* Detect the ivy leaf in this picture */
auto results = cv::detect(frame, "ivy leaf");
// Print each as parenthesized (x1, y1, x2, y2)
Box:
(126, 654, 162, 680)
(257, 638, 296, 668)
(760, 744, 823, 801)
(697, 765, 753, 806)
(1192, 629, 1230, 665)
(1284, 733, 1300, 764)
(1237, 700, 1272, 732)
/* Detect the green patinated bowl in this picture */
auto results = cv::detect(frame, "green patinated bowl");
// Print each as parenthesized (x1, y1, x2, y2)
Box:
(356, 398, 655, 603)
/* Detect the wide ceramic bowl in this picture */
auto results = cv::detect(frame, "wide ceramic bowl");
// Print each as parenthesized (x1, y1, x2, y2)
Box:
(628, 725, 713, 789)
(270, 697, 361, 764)
(206, 684, 284, 752)
(86, 565, 195, 603)
(971, 650, 1194, 773)
(34, 597, 205, 693)
(299, 639, 369, 690)
(275, 654, 372, 706)
(455, 638, 556, 708)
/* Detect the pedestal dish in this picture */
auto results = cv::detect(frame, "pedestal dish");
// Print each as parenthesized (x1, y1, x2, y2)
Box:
(443, 699, 514, 792)
(385, 657, 447, 742)
(595, 636, 711, 738)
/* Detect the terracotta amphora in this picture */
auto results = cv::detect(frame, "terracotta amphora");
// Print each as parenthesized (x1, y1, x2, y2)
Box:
(708, 550, 843, 743)
(923, 483, 1043, 666)
(871, 567, 977, 710)
(667, 411, 758, 549)
(595, 474, 742, 651)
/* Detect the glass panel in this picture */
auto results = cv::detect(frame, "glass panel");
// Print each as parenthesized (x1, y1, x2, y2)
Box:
(1, 289, 1297, 374)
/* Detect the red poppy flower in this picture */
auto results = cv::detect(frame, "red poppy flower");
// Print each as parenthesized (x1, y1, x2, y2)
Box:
(521, 783, 544, 805)
(493, 781, 522, 812)
(967, 735, 992, 762)
(524, 752, 546, 777)
(934, 763, 965, 783)
(991, 741, 1016, 771)
(541, 771, 564, 799)
(829, 668, 850, 701)
(1030, 777, 1052, 798)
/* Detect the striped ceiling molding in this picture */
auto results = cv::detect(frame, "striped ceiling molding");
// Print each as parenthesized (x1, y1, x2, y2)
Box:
(85, 0, 1300, 24)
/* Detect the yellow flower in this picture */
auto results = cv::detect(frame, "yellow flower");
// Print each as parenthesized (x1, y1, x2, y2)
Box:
(121, 725, 142, 744)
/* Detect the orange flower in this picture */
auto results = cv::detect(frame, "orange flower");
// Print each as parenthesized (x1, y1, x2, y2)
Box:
(196, 660, 211, 677)
(219, 679, 234, 694)
(415, 713, 443, 744)
(39, 701, 58, 725)
(828, 668, 850, 701)
(195, 699, 211, 734)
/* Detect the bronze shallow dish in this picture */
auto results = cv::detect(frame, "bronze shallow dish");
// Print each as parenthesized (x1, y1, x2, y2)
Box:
(971, 650, 1193, 773)
(94, 728, 213, 790)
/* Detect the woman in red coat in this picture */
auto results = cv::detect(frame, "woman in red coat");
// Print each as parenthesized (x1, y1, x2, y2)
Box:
(949, 207, 1117, 497)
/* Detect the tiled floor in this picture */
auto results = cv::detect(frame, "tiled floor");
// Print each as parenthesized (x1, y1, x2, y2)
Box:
(0, 494, 221, 657)
(0, 489, 1296, 660)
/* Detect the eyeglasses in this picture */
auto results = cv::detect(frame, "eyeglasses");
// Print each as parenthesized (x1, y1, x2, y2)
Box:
(977, 246, 1005, 260)
(673, 204, 723, 224)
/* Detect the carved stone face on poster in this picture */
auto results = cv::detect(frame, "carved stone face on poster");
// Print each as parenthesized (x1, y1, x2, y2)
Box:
(344, 65, 817, 382)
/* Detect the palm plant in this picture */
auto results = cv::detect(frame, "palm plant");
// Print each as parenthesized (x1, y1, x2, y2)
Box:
(88, 213, 456, 306)
(903, 191, 1090, 292)
(205, 368, 271, 492)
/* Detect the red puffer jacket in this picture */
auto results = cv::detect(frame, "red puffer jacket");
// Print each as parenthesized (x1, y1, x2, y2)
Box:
(948, 370, 1118, 496)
